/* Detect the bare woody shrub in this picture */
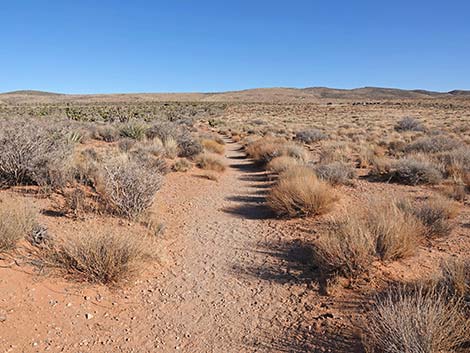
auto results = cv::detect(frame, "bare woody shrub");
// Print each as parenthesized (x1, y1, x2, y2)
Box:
(98, 158, 163, 219)
(394, 117, 425, 132)
(0, 119, 74, 189)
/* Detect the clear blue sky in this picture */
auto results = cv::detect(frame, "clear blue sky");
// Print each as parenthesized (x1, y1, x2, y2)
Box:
(1, 0, 469, 93)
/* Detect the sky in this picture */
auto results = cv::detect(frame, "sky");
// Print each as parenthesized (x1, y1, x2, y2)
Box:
(1, 0, 469, 93)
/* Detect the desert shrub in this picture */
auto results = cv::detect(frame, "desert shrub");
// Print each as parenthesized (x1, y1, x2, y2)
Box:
(0, 199, 37, 252)
(282, 143, 309, 162)
(0, 120, 74, 189)
(367, 199, 423, 261)
(98, 157, 163, 219)
(394, 117, 425, 132)
(178, 132, 203, 158)
(172, 159, 192, 172)
(72, 148, 101, 187)
(410, 197, 459, 239)
(129, 147, 169, 174)
(365, 285, 470, 353)
(313, 161, 356, 185)
(312, 214, 375, 278)
(118, 138, 137, 152)
(195, 153, 226, 172)
(267, 166, 337, 218)
(201, 139, 225, 155)
(146, 121, 180, 141)
(120, 122, 148, 141)
(267, 156, 301, 174)
(295, 129, 327, 144)
(406, 135, 460, 154)
(93, 125, 119, 142)
(41, 231, 152, 284)
(391, 156, 442, 185)
(146, 121, 202, 158)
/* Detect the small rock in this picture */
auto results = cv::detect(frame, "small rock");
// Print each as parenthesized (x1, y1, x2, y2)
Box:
(85, 313, 93, 320)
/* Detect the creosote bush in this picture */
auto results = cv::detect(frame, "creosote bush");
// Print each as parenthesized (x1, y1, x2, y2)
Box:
(0, 198, 37, 252)
(41, 231, 153, 284)
(267, 166, 338, 218)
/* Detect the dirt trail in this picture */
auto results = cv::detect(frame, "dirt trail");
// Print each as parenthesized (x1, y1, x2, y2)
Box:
(121, 139, 314, 352)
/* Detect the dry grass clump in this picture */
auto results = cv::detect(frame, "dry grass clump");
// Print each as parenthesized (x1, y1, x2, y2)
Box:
(436, 147, 470, 187)
(365, 285, 470, 353)
(267, 156, 301, 174)
(318, 141, 352, 164)
(313, 215, 375, 279)
(267, 166, 338, 218)
(394, 117, 425, 132)
(0, 119, 74, 189)
(40, 231, 153, 285)
(245, 136, 287, 164)
(201, 139, 225, 154)
(406, 197, 460, 239)
(0, 199, 37, 252)
(98, 157, 163, 219)
(172, 158, 192, 172)
(406, 135, 460, 154)
(313, 161, 356, 185)
(295, 129, 327, 144)
(437, 258, 470, 300)
(368, 199, 424, 261)
(195, 153, 226, 172)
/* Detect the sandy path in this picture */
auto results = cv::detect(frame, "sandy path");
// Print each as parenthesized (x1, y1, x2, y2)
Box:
(119, 139, 314, 352)
(0, 139, 320, 353)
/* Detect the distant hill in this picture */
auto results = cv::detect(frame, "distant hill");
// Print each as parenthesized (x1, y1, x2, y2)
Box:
(1, 90, 63, 96)
(1, 87, 469, 104)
